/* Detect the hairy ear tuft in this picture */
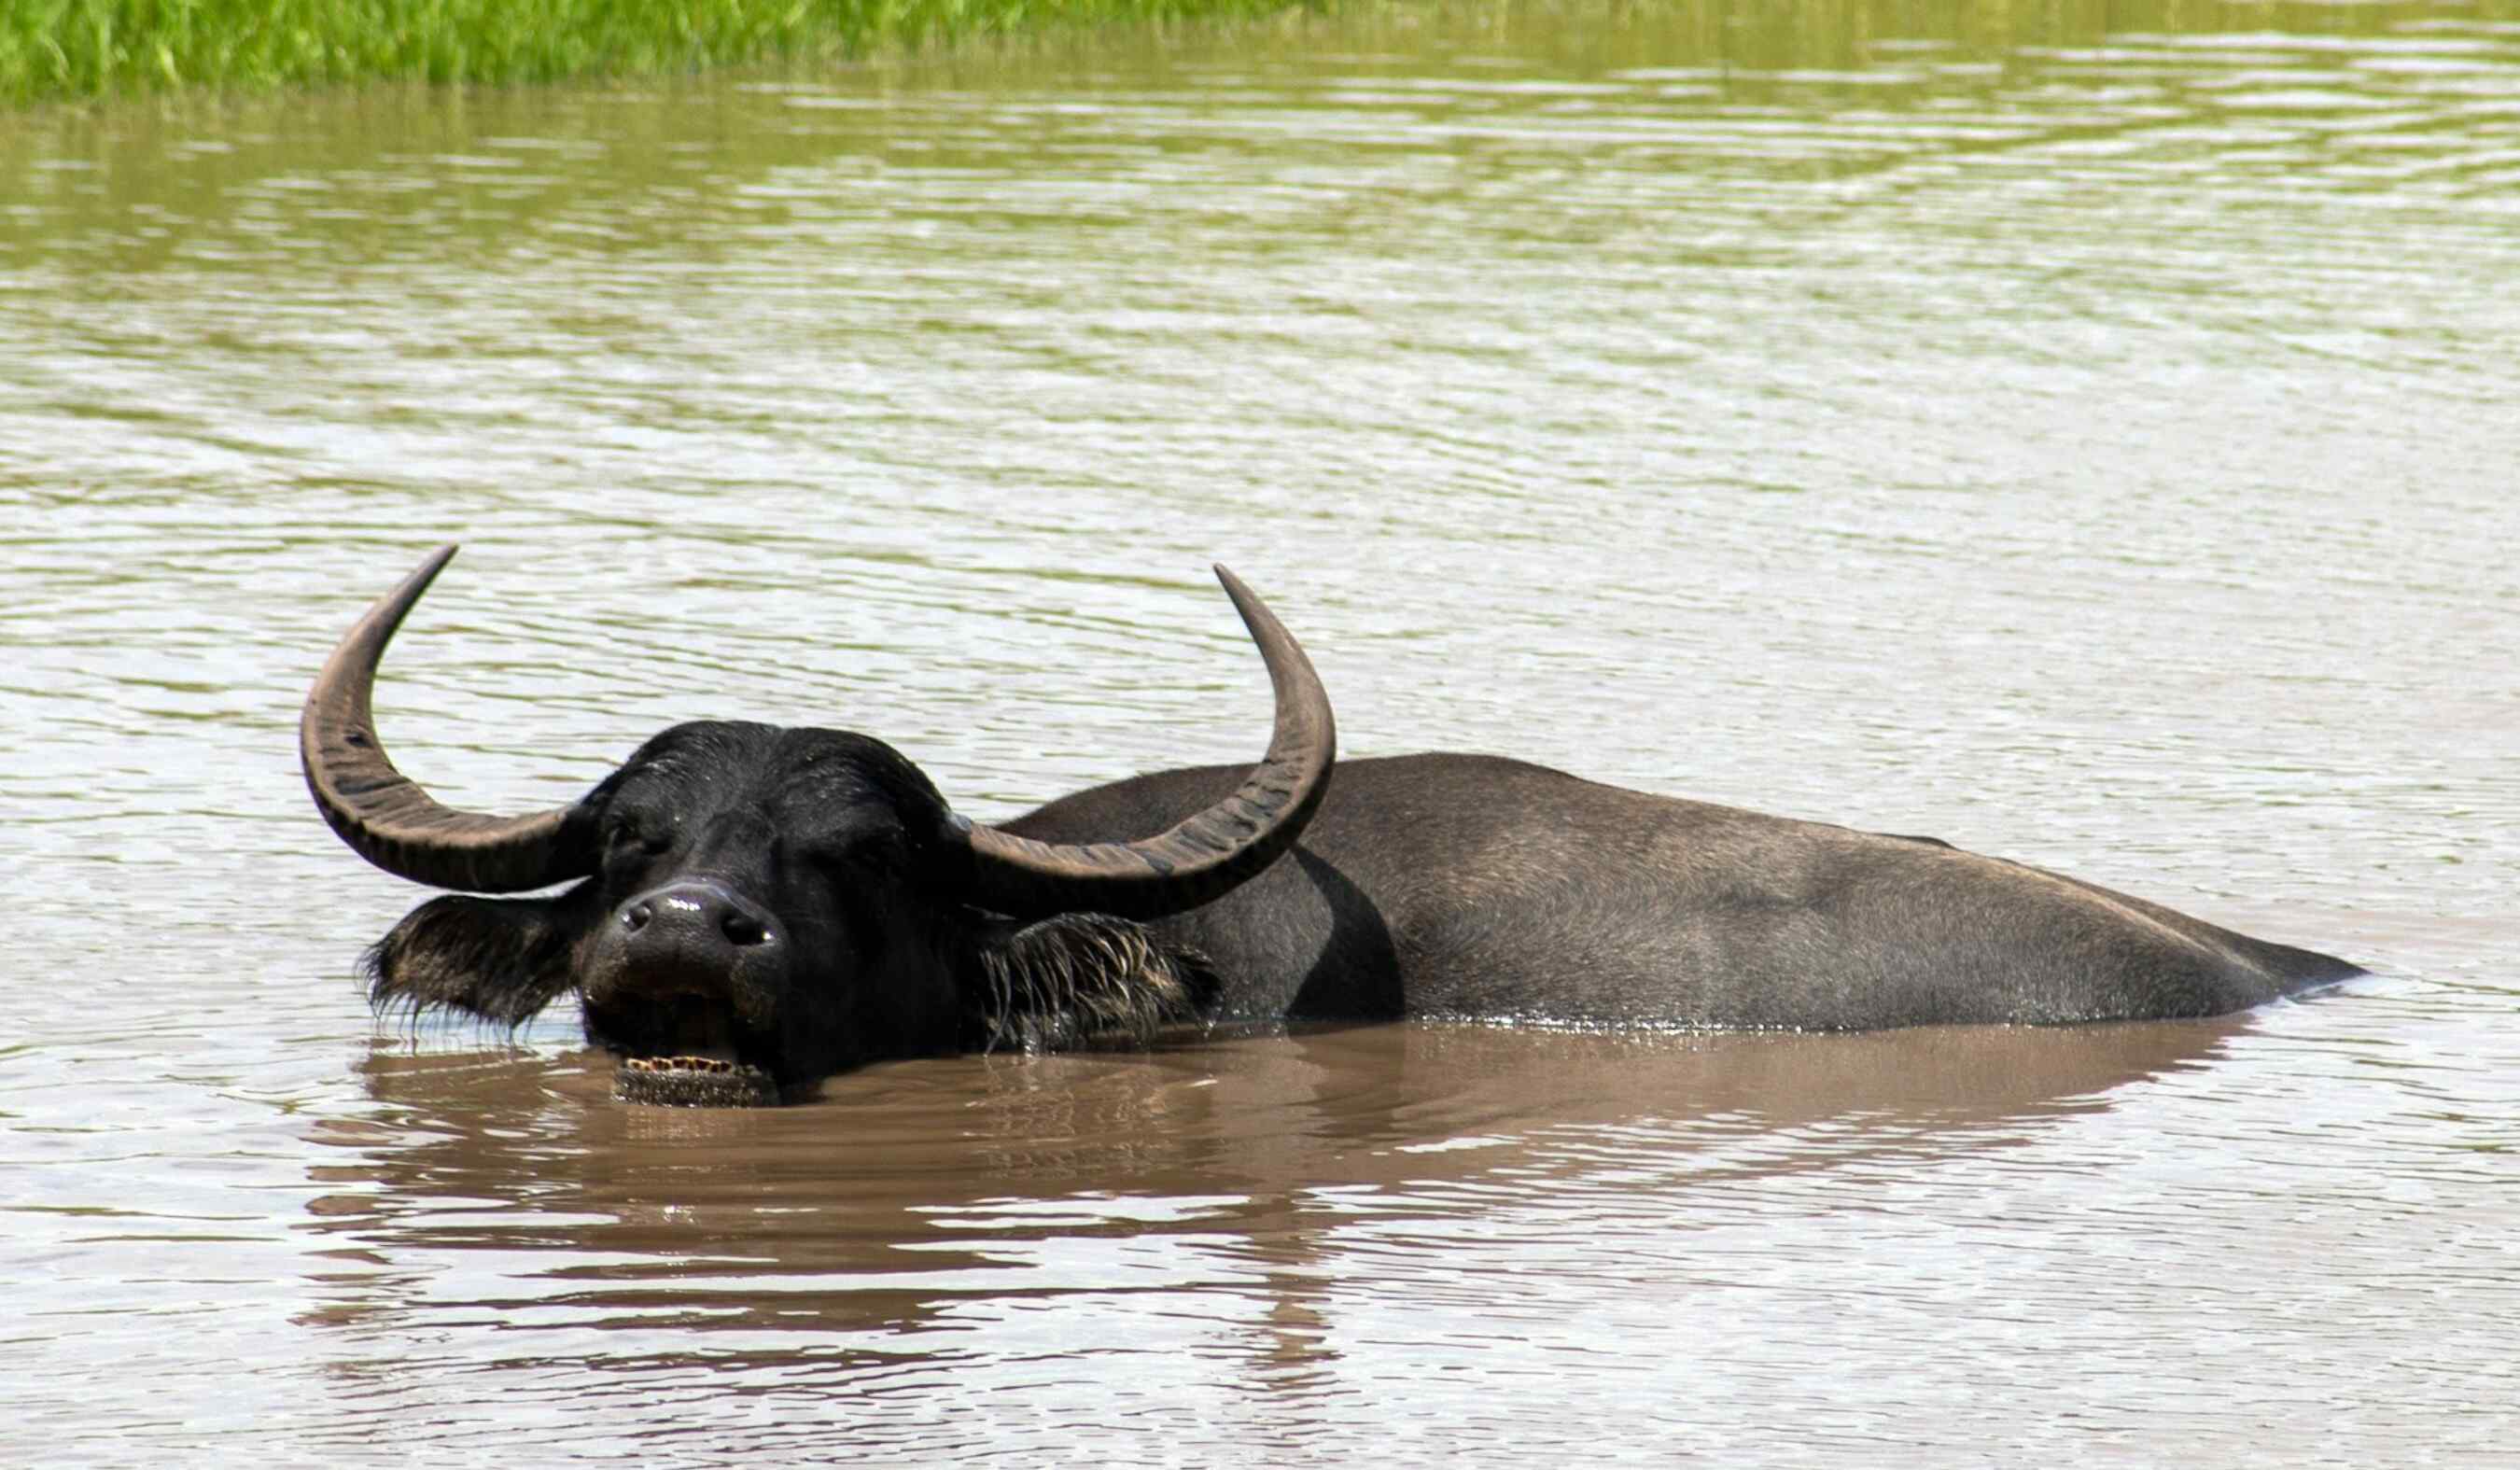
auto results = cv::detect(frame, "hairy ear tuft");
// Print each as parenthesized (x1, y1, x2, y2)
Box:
(966, 913, 1218, 1054)
(364, 888, 595, 1029)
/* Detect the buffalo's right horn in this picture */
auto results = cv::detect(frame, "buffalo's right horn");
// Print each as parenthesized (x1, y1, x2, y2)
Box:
(301, 545, 594, 893)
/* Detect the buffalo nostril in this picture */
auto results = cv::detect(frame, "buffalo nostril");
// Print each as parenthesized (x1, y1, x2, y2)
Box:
(615, 883, 768, 950)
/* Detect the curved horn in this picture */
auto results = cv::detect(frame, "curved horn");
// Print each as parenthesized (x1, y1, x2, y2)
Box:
(960, 566, 1336, 922)
(301, 544, 593, 893)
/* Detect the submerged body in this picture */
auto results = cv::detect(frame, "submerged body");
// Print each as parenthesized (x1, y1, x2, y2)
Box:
(305, 547, 2358, 1104)
(1012, 753, 2359, 1031)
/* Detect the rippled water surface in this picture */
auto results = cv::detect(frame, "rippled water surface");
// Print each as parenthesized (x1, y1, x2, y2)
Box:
(5, 1, 2517, 1462)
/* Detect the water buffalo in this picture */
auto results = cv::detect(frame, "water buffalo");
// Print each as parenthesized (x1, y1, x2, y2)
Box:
(304, 546, 2359, 1105)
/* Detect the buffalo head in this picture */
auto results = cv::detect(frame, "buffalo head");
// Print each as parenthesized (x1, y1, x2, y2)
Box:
(302, 547, 1335, 1104)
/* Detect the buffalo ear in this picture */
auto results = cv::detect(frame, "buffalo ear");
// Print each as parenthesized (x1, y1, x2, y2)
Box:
(364, 885, 599, 1028)
(962, 913, 1219, 1054)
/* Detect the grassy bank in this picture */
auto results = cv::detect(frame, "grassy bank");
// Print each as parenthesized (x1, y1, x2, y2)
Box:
(2, 0, 1317, 103)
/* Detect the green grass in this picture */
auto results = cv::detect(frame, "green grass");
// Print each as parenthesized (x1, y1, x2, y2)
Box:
(1, 0, 1317, 103)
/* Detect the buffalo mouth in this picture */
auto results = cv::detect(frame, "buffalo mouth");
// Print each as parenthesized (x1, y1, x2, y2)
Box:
(612, 1052, 782, 1108)
(591, 986, 785, 1108)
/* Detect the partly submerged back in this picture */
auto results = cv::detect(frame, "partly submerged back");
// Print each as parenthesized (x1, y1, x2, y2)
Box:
(1007, 752, 2363, 1030)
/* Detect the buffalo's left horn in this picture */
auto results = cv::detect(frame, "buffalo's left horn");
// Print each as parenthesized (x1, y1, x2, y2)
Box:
(958, 565, 1336, 923)
(301, 544, 593, 893)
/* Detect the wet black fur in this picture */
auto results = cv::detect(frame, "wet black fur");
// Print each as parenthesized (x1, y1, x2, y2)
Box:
(966, 913, 1220, 1054)
(365, 887, 603, 1029)
(370, 883, 1215, 1061)
(361, 721, 1233, 1088)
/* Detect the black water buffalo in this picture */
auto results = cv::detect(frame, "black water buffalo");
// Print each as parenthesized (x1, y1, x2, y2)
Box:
(305, 547, 2359, 1104)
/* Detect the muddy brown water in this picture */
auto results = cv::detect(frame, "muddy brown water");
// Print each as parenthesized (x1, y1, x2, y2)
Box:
(4, 2, 2517, 1463)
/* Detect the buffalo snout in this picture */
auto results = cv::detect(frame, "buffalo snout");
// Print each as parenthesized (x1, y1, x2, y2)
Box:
(584, 876, 785, 1021)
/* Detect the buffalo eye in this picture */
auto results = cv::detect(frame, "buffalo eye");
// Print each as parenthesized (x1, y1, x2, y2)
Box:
(605, 814, 673, 863)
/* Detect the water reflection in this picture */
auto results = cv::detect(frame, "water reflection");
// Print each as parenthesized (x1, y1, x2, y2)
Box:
(306, 1018, 2246, 1351)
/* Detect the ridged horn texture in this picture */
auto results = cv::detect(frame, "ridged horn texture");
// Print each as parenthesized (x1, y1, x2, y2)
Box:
(301, 544, 591, 893)
(960, 566, 1337, 923)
